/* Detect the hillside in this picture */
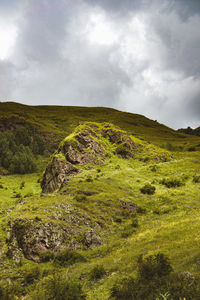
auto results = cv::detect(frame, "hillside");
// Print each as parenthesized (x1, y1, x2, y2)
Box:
(0, 103, 200, 299)
(178, 126, 200, 137)
(1, 101, 200, 152)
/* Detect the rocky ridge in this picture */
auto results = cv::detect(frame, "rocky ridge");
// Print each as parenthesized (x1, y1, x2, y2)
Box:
(41, 122, 172, 193)
(5, 122, 172, 262)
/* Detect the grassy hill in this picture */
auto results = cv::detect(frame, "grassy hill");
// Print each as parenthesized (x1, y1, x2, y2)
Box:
(1, 101, 200, 151)
(0, 102, 200, 299)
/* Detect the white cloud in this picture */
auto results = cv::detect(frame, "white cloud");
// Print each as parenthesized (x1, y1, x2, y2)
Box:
(0, 0, 200, 129)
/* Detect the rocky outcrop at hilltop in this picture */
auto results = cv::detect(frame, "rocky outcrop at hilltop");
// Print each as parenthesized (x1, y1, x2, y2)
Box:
(41, 122, 172, 193)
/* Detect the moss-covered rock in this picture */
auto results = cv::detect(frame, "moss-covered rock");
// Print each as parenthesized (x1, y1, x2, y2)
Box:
(41, 122, 172, 193)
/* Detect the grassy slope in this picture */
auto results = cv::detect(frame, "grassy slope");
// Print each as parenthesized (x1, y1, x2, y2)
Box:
(1, 101, 200, 150)
(0, 103, 200, 298)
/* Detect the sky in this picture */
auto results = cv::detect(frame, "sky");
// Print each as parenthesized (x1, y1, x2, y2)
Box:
(0, 0, 200, 129)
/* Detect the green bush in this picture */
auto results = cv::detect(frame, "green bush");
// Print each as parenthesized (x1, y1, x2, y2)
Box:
(160, 178, 183, 188)
(54, 249, 86, 267)
(110, 276, 135, 299)
(137, 206, 147, 214)
(110, 253, 173, 300)
(110, 253, 200, 299)
(113, 217, 122, 223)
(89, 265, 106, 280)
(39, 250, 55, 262)
(32, 274, 86, 300)
(140, 184, 156, 195)
(137, 253, 173, 281)
(86, 175, 93, 182)
(115, 143, 131, 158)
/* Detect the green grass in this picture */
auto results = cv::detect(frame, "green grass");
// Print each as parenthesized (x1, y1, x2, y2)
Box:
(0, 149, 200, 298)
(1, 101, 200, 151)
(0, 104, 200, 298)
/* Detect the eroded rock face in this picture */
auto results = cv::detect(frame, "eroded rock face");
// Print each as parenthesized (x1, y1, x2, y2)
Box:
(41, 157, 79, 193)
(83, 230, 102, 248)
(7, 217, 102, 262)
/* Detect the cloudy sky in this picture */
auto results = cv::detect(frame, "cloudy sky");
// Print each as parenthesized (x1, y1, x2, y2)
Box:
(0, 0, 200, 128)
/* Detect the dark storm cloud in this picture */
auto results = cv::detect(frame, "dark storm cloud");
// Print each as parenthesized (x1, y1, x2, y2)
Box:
(0, 0, 200, 128)
(85, 0, 153, 15)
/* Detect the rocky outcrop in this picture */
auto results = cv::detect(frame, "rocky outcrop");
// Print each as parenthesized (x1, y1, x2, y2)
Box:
(41, 122, 172, 193)
(7, 216, 102, 262)
(41, 157, 79, 193)
(120, 200, 138, 214)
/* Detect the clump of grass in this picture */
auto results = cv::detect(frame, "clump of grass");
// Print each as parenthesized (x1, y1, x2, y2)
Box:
(130, 214, 139, 228)
(137, 206, 147, 214)
(140, 184, 156, 195)
(89, 265, 106, 281)
(193, 175, 200, 183)
(86, 175, 93, 182)
(32, 274, 86, 300)
(54, 249, 86, 267)
(23, 266, 40, 285)
(20, 181, 25, 189)
(74, 194, 87, 202)
(39, 250, 55, 262)
(113, 217, 122, 223)
(149, 165, 157, 172)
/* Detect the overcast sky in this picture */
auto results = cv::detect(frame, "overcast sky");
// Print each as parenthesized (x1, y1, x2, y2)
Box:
(0, 0, 200, 128)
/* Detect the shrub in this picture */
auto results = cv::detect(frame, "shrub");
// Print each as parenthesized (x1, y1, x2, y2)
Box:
(110, 276, 136, 299)
(137, 206, 147, 214)
(89, 265, 106, 280)
(115, 143, 131, 158)
(54, 249, 86, 267)
(110, 253, 200, 300)
(33, 274, 86, 300)
(140, 184, 156, 195)
(113, 217, 122, 223)
(188, 146, 196, 152)
(39, 250, 55, 262)
(137, 253, 173, 281)
(23, 266, 40, 285)
(86, 175, 93, 182)
(110, 253, 173, 300)
(14, 193, 22, 199)
(160, 178, 183, 188)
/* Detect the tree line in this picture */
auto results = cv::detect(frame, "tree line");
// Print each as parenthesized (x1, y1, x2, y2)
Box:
(0, 126, 45, 174)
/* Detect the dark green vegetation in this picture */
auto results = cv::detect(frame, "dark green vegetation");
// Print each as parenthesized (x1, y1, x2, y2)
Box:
(178, 126, 200, 137)
(0, 127, 45, 174)
(0, 102, 200, 299)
